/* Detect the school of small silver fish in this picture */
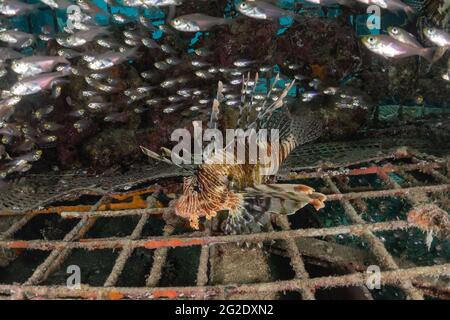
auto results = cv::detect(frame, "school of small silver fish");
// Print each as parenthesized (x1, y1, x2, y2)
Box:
(0, 0, 448, 184)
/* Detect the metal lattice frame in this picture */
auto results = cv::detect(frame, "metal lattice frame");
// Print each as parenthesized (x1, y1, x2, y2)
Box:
(0, 155, 449, 300)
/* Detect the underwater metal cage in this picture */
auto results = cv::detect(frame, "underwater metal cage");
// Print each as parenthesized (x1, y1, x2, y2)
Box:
(0, 141, 448, 300)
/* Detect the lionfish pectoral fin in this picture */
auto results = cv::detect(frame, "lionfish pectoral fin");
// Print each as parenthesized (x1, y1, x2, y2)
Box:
(223, 205, 269, 235)
(140, 146, 193, 172)
(140, 146, 173, 165)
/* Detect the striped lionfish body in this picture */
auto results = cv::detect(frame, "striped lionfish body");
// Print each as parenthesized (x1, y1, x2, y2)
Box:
(142, 74, 327, 234)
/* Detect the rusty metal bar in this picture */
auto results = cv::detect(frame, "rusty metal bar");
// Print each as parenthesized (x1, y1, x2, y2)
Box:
(324, 184, 449, 202)
(60, 208, 171, 219)
(0, 184, 443, 222)
(0, 220, 411, 251)
(0, 215, 36, 240)
(196, 222, 211, 288)
(104, 214, 150, 287)
(0, 264, 448, 300)
(146, 225, 175, 287)
(23, 196, 109, 286)
(273, 216, 316, 300)
(323, 177, 424, 300)
(278, 162, 447, 180)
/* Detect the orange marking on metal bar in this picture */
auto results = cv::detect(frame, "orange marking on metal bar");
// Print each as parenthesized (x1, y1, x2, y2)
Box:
(347, 165, 397, 177)
(143, 238, 204, 249)
(110, 187, 157, 201)
(28, 195, 149, 216)
(107, 291, 125, 300)
(347, 167, 379, 176)
(152, 289, 178, 299)
(9, 241, 28, 249)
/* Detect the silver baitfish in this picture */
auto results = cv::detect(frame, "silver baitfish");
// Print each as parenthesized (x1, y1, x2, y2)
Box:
(12, 56, 70, 77)
(361, 35, 434, 61)
(237, 0, 301, 21)
(170, 14, 231, 32)
(387, 26, 422, 49)
(10, 67, 72, 96)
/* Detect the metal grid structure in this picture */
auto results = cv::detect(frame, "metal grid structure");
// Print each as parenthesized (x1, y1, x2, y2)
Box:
(0, 150, 449, 300)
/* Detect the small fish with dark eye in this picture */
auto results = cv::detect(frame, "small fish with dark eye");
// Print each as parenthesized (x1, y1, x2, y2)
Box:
(387, 26, 422, 49)
(234, 59, 256, 68)
(73, 118, 92, 132)
(160, 44, 177, 55)
(146, 98, 165, 106)
(237, 0, 301, 21)
(9, 150, 43, 166)
(0, 29, 34, 48)
(423, 27, 450, 48)
(138, 15, 157, 31)
(4, 160, 32, 175)
(302, 91, 320, 102)
(80, 90, 98, 98)
(104, 111, 129, 123)
(323, 87, 339, 95)
(33, 105, 54, 120)
(361, 35, 434, 61)
(140, 70, 159, 80)
(194, 48, 211, 57)
(112, 13, 132, 24)
(165, 56, 183, 66)
(9, 67, 72, 96)
(38, 135, 58, 145)
(11, 56, 70, 77)
(87, 48, 138, 70)
(160, 79, 178, 88)
(96, 38, 120, 49)
(142, 37, 160, 49)
(195, 70, 215, 79)
(170, 14, 231, 32)
(1, 135, 13, 145)
(154, 61, 172, 71)
(87, 102, 113, 111)
(163, 103, 186, 114)
(64, 27, 110, 47)
(41, 122, 64, 132)
(69, 108, 86, 118)
(191, 60, 210, 68)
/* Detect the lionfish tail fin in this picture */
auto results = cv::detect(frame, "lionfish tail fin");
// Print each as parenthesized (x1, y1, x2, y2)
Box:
(245, 184, 326, 215)
(223, 183, 326, 236)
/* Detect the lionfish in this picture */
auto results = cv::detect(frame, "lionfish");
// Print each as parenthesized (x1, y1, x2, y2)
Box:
(141, 74, 327, 234)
